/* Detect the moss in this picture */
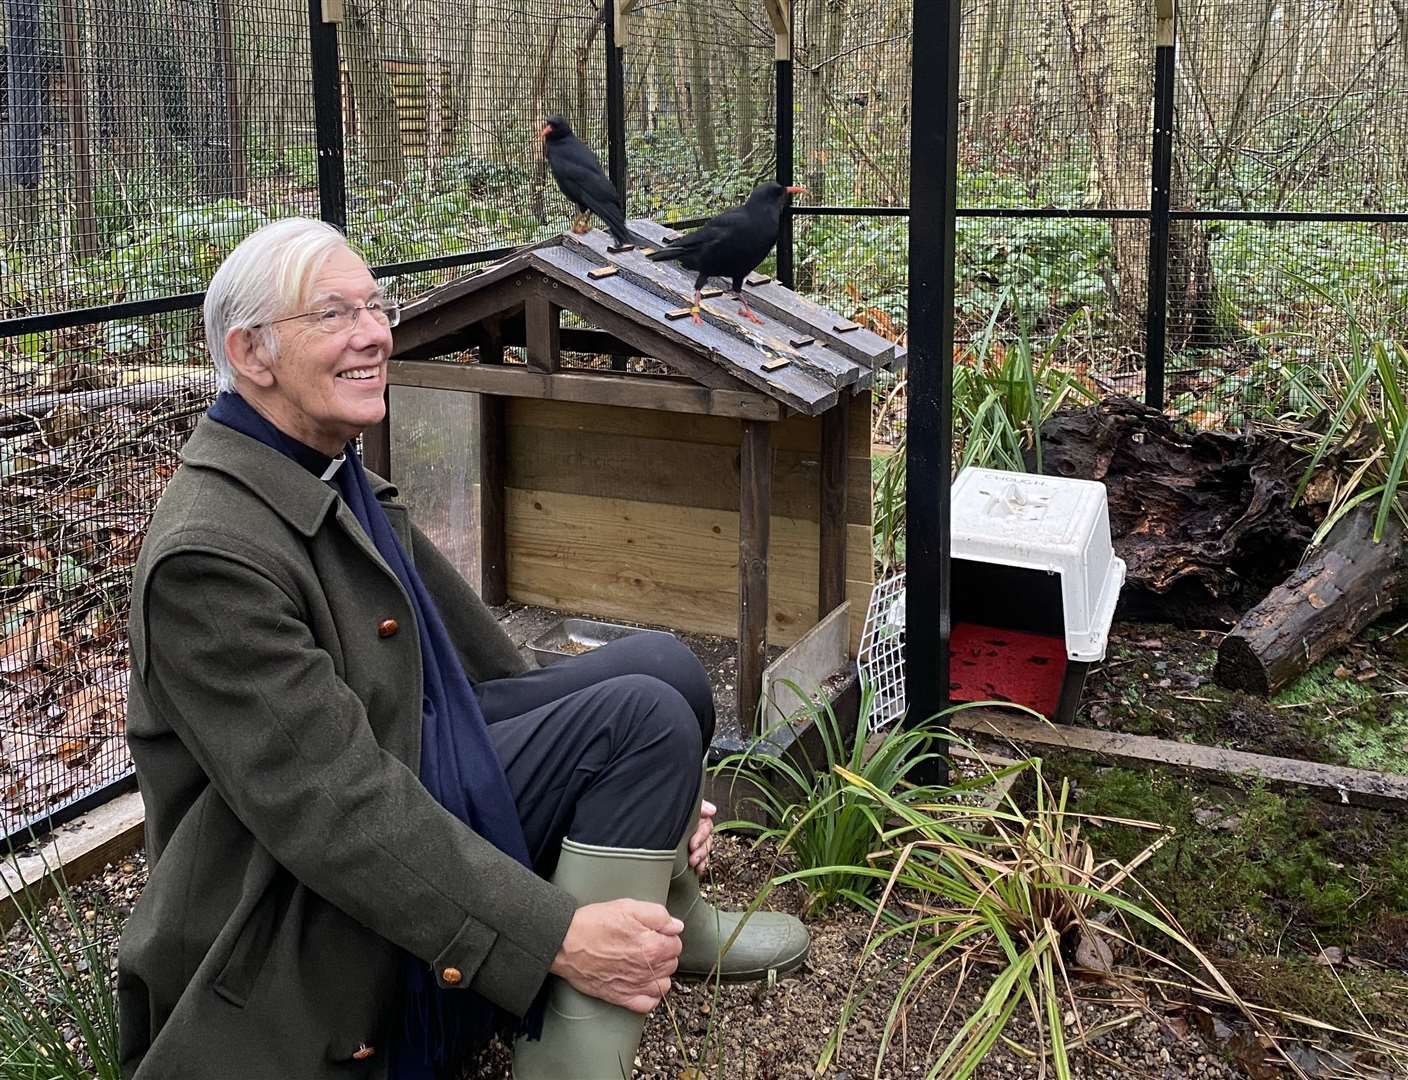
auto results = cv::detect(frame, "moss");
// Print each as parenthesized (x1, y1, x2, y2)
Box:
(1219, 956, 1408, 1033)
(1271, 657, 1379, 710)
(1268, 657, 1408, 773)
(1058, 763, 1408, 950)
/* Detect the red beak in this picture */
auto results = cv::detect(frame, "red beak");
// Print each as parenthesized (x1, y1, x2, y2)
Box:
(540, 124, 551, 139)
(786, 185, 807, 194)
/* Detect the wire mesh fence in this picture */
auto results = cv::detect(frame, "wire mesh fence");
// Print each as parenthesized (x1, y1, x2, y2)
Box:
(2, 0, 1406, 837)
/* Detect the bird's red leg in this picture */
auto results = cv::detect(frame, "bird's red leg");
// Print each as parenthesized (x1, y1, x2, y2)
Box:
(571, 211, 591, 234)
(736, 292, 766, 325)
(691, 289, 704, 326)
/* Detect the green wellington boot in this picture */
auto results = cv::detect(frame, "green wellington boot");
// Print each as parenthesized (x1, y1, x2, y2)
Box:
(669, 831, 810, 981)
(512, 839, 675, 1080)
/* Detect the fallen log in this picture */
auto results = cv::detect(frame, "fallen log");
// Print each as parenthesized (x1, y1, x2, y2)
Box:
(0, 376, 207, 437)
(1033, 398, 1320, 627)
(1214, 507, 1403, 696)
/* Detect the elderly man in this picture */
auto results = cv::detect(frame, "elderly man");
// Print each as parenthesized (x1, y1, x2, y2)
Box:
(118, 217, 808, 1080)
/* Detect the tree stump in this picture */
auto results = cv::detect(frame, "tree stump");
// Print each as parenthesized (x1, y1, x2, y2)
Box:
(1032, 398, 1319, 627)
(1214, 509, 1403, 696)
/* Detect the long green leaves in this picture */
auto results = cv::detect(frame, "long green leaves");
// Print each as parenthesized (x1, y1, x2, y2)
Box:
(789, 753, 1324, 1080)
(1283, 281, 1408, 543)
(714, 684, 1011, 918)
(1, 859, 122, 1080)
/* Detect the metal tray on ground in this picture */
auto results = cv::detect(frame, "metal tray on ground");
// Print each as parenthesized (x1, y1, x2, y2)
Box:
(526, 617, 674, 666)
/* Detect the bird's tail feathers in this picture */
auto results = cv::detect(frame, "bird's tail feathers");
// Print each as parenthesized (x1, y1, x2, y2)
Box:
(598, 200, 630, 246)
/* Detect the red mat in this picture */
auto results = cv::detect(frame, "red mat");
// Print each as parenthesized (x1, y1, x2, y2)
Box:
(948, 622, 1068, 718)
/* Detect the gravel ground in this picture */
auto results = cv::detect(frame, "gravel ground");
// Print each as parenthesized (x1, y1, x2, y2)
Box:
(7, 840, 1253, 1080)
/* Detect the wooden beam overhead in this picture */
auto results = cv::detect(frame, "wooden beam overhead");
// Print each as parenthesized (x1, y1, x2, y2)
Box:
(1155, 0, 1175, 46)
(388, 360, 783, 421)
(612, 0, 640, 47)
(764, 0, 791, 60)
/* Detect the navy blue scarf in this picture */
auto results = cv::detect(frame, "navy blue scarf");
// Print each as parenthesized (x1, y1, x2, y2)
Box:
(206, 393, 532, 1077)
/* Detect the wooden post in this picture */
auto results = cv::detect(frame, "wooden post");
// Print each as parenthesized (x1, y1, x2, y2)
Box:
(524, 294, 562, 371)
(478, 320, 508, 604)
(738, 419, 773, 734)
(362, 391, 391, 477)
(818, 395, 849, 619)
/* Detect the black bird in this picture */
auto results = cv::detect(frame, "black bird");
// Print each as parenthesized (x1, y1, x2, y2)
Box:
(646, 181, 805, 325)
(540, 115, 630, 246)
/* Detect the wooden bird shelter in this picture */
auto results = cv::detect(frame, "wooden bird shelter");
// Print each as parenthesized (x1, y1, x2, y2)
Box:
(363, 220, 898, 733)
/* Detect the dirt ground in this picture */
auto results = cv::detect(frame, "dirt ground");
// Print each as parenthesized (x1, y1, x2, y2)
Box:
(9, 839, 1252, 1080)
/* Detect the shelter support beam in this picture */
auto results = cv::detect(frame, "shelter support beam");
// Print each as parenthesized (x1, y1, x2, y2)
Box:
(819, 396, 848, 619)
(738, 419, 774, 734)
(478, 319, 508, 605)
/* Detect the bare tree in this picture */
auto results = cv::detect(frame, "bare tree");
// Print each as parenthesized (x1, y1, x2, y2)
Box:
(342, 0, 406, 186)
(684, 0, 718, 172)
(1060, 0, 1151, 327)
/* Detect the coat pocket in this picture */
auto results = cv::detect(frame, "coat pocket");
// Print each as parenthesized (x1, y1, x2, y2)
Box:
(212, 874, 296, 1008)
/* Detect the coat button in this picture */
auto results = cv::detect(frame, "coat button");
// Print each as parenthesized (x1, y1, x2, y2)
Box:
(377, 618, 399, 638)
(352, 1044, 375, 1060)
(441, 966, 462, 985)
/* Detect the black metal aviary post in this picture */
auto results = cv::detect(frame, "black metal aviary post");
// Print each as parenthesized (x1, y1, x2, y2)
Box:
(775, 36, 795, 288)
(903, 0, 961, 785)
(1145, 5, 1176, 411)
(308, 0, 346, 230)
(605, 6, 628, 211)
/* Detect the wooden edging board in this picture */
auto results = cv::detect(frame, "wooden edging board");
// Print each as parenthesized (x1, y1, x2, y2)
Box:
(2, 790, 146, 929)
(948, 710, 1408, 813)
(759, 601, 851, 729)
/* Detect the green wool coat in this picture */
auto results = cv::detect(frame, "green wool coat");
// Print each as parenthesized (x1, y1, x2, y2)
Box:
(119, 417, 578, 1079)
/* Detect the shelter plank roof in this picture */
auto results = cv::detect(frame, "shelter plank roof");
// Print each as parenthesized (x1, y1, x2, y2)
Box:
(392, 222, 897, 417)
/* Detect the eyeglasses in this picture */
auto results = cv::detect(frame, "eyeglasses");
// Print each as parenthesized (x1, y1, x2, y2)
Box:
(258, 299, 401, 334)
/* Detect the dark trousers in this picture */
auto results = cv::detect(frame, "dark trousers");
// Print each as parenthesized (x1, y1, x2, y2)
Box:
(476, 634, 715, 875)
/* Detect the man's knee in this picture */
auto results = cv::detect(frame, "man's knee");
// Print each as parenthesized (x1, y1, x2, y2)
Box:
(604, 673, 704, 767)
(633, 635, 715, 743)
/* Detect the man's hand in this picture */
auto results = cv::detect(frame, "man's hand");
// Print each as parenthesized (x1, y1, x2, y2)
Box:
(688, 799, 717, 871)
(550, 900, 683, 1014)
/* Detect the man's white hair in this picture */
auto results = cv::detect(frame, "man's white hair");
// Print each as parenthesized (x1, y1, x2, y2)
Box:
(203, 217, 355, 392)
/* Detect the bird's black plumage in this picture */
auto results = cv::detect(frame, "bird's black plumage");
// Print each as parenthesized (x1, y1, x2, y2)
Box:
(646, 182, 803, 323)
(541, 115, 630, 245)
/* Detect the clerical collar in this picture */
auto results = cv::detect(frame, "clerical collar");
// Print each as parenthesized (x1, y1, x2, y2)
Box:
(206, 391, 348, 479)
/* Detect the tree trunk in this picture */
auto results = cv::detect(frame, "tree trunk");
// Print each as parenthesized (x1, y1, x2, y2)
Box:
(1027, 3, 1061, 185)
(1060, 0, 1150, 331)
(976, 0, 1003, 119)
(58, 0, 97, 257)
(684, 0, 718, 172)
(1166, 156, 1221, 348)
(798, 0, 849, 202)
(342, 0, 405, 186)
(735, 40, 754, 164)
(1215, 509, 1403, 696)
(528, 18, 561, 223)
